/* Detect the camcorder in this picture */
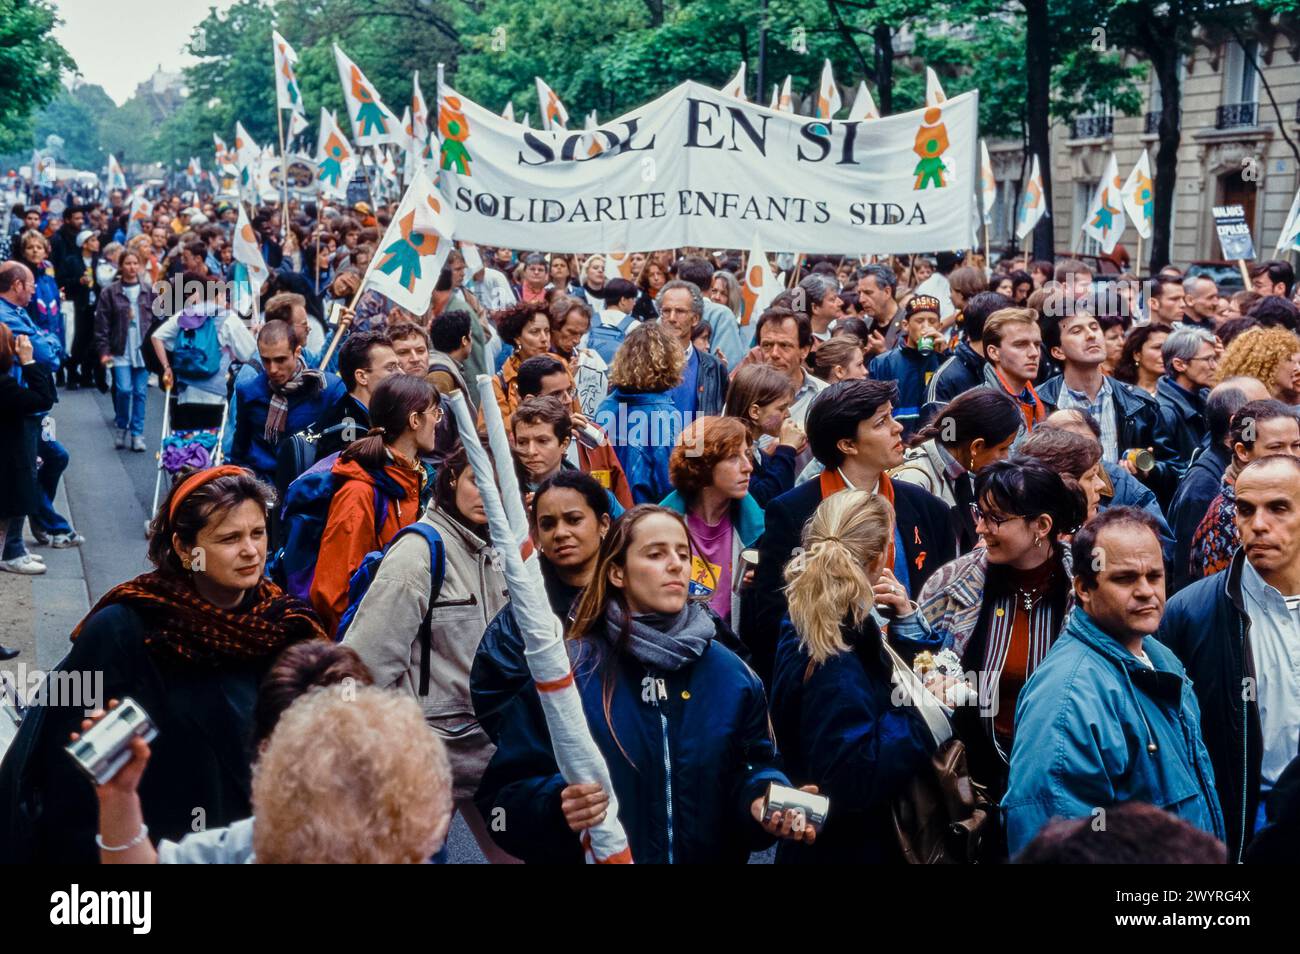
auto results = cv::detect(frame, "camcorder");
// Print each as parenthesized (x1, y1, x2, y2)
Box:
(64, 698, 157, 787)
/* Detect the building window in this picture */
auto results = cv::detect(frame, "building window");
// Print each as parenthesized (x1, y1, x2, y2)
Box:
(1218, 40, 1260, 128)
(1075, 181, 1101, 255)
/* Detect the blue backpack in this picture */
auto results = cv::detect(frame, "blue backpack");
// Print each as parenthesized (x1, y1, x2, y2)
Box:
(267, 452, 391, 606)
(172, 315, 223, 381)
(335, 524, 446, 695)
(587, 313, 636, 365)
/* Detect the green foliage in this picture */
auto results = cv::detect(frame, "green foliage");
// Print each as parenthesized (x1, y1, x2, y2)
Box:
(0, 0, 76, 154)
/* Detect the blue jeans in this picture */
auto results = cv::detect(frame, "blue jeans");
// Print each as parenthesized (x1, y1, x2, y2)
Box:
(112, 364, 150, 436)
(3, 518, 27, 560)
(21, 420, 73, 537)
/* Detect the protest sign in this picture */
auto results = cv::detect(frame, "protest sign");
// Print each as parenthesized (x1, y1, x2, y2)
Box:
(1213, 204, 1256, 261)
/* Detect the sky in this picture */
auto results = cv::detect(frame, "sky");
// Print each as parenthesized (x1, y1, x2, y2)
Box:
(52, 0, 239, 106)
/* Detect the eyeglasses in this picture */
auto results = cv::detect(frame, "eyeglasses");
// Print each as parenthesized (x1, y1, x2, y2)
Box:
(973, 505, 1019, 529)
(1188, 354, 1219, 365)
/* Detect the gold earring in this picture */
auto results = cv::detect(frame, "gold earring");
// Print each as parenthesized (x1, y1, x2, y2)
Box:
(181, 554, 193, 570)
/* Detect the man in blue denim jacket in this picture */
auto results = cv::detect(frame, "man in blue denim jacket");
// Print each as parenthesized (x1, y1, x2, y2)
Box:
(1003, 507, 1225, 858)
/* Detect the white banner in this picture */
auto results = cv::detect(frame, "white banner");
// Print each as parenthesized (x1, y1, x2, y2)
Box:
(435, 80, 979, 254)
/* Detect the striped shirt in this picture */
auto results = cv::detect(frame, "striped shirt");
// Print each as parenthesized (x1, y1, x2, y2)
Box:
(1055, 374, 1119, 462)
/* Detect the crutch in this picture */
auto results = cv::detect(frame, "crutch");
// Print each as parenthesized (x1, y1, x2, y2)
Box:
(146, 385, 172, 536)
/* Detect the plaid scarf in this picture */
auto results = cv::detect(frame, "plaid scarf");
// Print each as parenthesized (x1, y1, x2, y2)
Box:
(71, 572, 327, 666)
(264, 359, 324, 445)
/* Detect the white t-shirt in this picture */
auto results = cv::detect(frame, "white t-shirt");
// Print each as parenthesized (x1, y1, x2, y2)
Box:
(153, 309, 257, 405)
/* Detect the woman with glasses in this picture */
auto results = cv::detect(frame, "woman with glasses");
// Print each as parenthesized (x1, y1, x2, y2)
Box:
(916, 459, 1086, 856)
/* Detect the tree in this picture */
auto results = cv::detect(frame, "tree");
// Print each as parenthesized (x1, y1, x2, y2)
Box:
(1106, 0, 1255, 272)
(0, 0, 76, 154)
(31, 85, 108, 171)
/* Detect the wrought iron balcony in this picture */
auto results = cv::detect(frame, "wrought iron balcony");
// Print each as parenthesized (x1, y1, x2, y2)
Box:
(1071, 115, 1113, 139)
(1216, 102, 1258, 129)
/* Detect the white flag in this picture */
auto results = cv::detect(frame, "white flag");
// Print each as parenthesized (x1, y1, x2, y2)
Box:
(767, 84, 779, 111)
(980, 140, 997, 225)
(720, 63, 747, 101)
(272, 30, 306, 118)
(847, 82, 879, 121)
(925, 67, 947, 107)
(816, 60, 842, 120)
(315, 108, 357, 201)
(106, 154, 127, 191)
(1081, 153, 1126, 255)
(777, 76, 793, 113)
(1277, 187, 1300, 255)
(126, 191, 152, 240)
(234, 122, 260, 198)
(1016, 154, 1046, 241)
(535, 76, 570, 130)
(234, 204, 270, 294)
(411, 72, 432, 164)
(740, 233, 782, 327)
(334, 44, 401, 147)
(1120, 149, 1154, 242)
(502, 101, 515, 123)
(364, 167, 456, 314)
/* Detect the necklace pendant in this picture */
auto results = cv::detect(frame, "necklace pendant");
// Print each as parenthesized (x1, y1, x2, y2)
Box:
(1022, 593, 1033, 611)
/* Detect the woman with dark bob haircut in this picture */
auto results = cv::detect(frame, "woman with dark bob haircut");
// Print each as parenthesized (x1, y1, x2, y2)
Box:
(0, 466, 328, 863)
(491, 299, 554, 422)
(916, 458, 1086, 860)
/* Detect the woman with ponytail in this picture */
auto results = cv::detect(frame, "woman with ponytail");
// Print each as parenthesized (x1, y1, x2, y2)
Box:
(891, 388, 1022, 553)
(310, 373, 439, 635)
(770, 490, 940, 863)
(476, 505, 817, 864)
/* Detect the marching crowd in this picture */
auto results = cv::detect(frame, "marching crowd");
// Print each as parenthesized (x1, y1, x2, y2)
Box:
(2, 181, 1300, 865)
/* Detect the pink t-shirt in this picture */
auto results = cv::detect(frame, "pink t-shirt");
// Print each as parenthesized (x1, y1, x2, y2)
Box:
(687, 510, 733, 623)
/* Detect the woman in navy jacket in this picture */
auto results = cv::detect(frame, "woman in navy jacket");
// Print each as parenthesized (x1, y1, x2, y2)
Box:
(771, 489, 939, 863)
(475, 505, 816, 863)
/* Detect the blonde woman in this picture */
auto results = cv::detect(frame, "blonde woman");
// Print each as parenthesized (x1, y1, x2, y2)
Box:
(1215, 326, 1300, 405)
(769, 489, 939, 864)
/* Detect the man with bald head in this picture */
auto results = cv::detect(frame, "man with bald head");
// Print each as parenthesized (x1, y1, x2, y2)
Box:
(1162, 454, 1300, 861)
(1167, 376, 1272, 592)
(0, 261, 59, 370)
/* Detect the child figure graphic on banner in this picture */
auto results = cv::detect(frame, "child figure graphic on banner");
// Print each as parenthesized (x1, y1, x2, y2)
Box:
(1091, 181, 1121, 235)
(319, 133, 350, 190)
(352, 67, 390, 138)
(377, 199, 446, 292)
(913, 107, 949, 191)
(439, 97, 472, 175)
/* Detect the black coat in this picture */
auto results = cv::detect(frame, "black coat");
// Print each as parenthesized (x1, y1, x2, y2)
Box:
(0, 363, 55, 519)
(770, 616, 938, 863)
(1154, 375, 1209, 471)
(1158, 550, 1262, 864)
(0, 604, 273, 863)
(750, 475, 956, 687)
(1037, 374, 1182, 506)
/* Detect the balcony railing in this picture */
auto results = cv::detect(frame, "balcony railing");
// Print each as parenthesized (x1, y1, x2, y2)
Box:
(1216, 102, 1258, 129)
(1071, 115, 1113, 139)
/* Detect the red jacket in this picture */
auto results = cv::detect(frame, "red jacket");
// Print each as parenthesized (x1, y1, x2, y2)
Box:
(310, 454, 424, 636)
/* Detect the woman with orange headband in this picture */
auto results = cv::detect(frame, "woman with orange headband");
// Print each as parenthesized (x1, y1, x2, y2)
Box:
(0, 464, 327, 863)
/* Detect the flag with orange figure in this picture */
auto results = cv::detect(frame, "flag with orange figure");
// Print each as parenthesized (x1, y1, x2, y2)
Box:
(1016, 154, 1046, 241)
(234, 204, 270, 294)
(847, 82, 879, 121)
(535, 76, 570, 130)
(720, 62, 747, 100)
(272, 31, 306, 119)
(1120, 149, 1154, 241)
(234, 121, 261, 198)
(816, 60, 842, 119)
(1082, 153, 1126, 254)
(606, 248, 636, 280)
(740, 233, 782, 327)
(364, 167, 457, 314)
(980, 139, 997, 225)
(334, 43, 400, 147)
(315, 108, 357, 200)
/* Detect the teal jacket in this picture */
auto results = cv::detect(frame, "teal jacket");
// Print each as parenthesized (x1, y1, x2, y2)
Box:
(659, 490, 764, 634)
(1002, 609, 1225, 857)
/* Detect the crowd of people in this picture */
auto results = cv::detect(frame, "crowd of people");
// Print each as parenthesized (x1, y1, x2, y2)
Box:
(2, 178, 1300, 865)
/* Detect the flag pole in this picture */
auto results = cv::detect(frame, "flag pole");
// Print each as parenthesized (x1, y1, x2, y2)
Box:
(983, 218, 991, 280)
(1136, 233, 1143, 282)
(787, 252, 804, 289)
(317, 247, 381, 370)
(276, 107, 290, 241)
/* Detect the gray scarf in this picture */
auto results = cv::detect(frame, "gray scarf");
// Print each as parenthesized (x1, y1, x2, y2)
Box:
(604, 600, 714, 672)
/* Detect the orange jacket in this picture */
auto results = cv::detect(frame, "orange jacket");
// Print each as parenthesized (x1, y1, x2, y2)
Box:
(310, 454, 424, 636)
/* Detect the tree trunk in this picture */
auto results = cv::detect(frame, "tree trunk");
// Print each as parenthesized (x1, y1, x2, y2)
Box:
(1149, 44, 1182, 272)
(873, 23, 893, 115)
(1024, 0, 1053, 261)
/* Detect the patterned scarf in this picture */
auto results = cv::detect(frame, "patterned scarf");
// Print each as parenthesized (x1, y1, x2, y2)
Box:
(71, 572, 327, 666)
(264, 359, 324, 445)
